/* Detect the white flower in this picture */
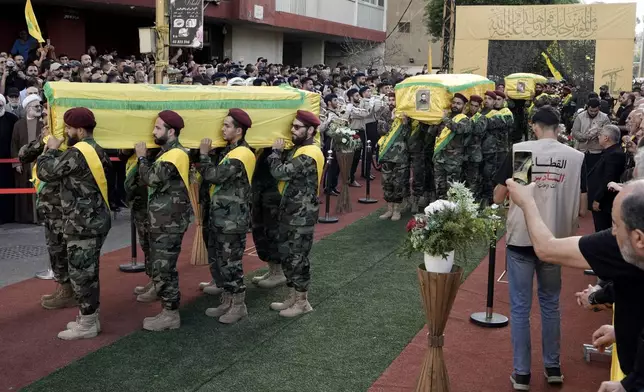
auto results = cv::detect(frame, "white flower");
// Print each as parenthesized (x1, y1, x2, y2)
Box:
(342, 138, 348, 143)
(424, 200, 457, 215)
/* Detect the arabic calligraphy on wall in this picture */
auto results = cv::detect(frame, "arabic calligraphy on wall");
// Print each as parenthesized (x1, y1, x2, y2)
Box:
(488, 6, 598, 40)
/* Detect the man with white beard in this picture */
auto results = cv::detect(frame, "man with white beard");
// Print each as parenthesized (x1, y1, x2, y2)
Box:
(506, 176, 644, 392)
(0, 95, 19, 223)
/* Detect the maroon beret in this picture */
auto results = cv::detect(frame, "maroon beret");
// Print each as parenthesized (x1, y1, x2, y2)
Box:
(484, 91, 497, 99)
(228, 108, 252, 129)
(562, 86, 572, 93)
(469, 94, 483, 104)
(63, 107, 96, 129)
(494, 90, 506, 99)
(453, 93, 468, 104)
(158, 110, 184, 131)
(295, 110, 320, 128)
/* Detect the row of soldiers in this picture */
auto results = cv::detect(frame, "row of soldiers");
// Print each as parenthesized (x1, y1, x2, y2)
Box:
(376, 90, 515, 217)
(20, 102, 325, 339)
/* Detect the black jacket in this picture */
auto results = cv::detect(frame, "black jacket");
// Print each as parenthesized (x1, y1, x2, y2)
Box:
(587, 144, 626, 211)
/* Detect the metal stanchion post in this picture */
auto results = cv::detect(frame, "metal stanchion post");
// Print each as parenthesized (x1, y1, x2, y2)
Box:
(319, 149, 339, 224)
(119, 213, 146, 272)
(358, 140, 377, 204)
(470, 229, 508, 328)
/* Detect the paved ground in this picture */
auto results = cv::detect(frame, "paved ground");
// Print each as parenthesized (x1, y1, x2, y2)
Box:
(0, 209, 134, 288)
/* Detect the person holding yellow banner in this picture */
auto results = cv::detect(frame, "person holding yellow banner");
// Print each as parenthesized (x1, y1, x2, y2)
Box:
(198, 109, 256, 325)
(37, 107, 112, 340)
(136, 110, 192, 332)
(268, 110, 324, 318)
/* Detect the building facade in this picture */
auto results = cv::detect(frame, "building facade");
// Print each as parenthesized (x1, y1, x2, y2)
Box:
(0, 0, 387, 67)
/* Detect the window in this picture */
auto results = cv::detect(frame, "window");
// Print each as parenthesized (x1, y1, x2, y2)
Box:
(397, 22, 410, 33)
(360, 0, 385, 7)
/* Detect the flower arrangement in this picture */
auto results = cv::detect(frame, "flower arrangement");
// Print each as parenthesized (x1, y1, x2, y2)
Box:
(400, 182, 502, 264)
(556, 124, 575, 147)
(326, 120, 363, 154)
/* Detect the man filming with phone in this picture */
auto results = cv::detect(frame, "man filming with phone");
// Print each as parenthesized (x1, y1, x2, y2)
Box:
(492, 105, 587, 391)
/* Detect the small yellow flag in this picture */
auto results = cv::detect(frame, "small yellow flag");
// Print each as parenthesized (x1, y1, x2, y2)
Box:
(541, 52, 563, 81)
(25, 0, 45, 43)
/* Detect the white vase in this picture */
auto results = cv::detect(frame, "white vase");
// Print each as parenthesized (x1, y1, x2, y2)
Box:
(423, 251, 455, 273)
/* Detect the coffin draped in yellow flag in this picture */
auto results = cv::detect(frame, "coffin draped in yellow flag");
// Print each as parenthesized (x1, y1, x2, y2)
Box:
(44, 82, 320, 149)
(25, 0, 45, 43)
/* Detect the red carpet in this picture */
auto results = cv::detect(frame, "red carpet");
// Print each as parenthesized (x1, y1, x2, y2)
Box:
(0, 176, 384, 391)
(370, 215, 613, 391)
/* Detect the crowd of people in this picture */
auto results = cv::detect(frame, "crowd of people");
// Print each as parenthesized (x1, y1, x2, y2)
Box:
(4, 34, 644, 392)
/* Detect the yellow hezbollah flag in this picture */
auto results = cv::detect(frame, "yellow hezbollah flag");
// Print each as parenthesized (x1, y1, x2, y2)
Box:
(541, 52, 563, 81)
(25, 0, 45, 43)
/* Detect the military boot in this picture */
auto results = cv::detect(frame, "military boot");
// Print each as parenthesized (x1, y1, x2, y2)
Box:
(410, 196, 419, 214)
(219, 292, 248, 324)
(391, 204, 402, 221)
(58, 311, 99, 340)
(203, 284, 224, 296)
(279, 291, 313, 318)
(418, 196, 427, 211)
(67, 309, 102, 332)
(257, 264, 287, 289)
(399, 198, 410, 212)
(134, 280, 153, 295)
(205, 292, 232, 318)
(379, 203, 393, 220)
(199, 280, 215, 290)
(143, 309, 180, 331)
(270, 287, 296, 311)
(41, 283, 76, 310)
(136, 284, 160, 303)
(251, 266, 271, 284)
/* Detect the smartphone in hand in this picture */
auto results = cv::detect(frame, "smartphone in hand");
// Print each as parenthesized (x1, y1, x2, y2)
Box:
(513, 150, 532, 185)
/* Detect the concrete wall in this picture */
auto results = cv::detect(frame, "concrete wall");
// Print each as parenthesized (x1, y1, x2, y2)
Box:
(230, 26, 284, 64)
(301, 39, 325, 66)
(276, 0, 374, 29)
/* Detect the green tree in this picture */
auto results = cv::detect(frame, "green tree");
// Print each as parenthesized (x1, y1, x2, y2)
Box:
(424, 0, 579, 40)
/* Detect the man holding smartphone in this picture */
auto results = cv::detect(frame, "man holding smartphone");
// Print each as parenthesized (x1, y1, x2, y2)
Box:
(492, 106, 587, 391)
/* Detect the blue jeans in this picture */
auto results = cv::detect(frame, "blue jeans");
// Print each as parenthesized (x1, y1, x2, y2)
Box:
(507, 246, 562, 375)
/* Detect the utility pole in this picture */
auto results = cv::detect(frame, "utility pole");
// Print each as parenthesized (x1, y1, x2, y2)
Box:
(155, 0, 169, 84)
(440, 0, 456, 73)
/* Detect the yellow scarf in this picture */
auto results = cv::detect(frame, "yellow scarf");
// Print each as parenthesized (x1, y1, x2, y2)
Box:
(434, 113, 467, 153)
(156, 148, 195, 211)
(278, 145, 324, 195)
(378, 117, 403, 161)
(209, 145, 257, 197)
(75, 141, 110, 209)
(125, 154, 138, 181)
(31, 164, 44, 194)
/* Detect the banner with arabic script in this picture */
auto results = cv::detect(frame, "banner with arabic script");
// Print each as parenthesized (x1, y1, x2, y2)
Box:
(169, 0, 204, 48)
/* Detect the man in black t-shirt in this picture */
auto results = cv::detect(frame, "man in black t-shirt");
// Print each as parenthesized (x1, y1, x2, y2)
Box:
(505, 178, 644, 392)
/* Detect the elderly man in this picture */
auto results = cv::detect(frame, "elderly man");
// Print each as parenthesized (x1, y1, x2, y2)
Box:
(11, 94, 43, 223)
(0, 95, 18, 224)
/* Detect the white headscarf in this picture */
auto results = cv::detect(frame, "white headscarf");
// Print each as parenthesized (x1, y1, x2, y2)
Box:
(22, 94, 41, 109)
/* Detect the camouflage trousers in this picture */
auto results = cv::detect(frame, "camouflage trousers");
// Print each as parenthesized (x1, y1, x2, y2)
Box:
(480, 153, 497, 203)
(409, 150, 425, 197)
(381, 162, 409, 203)
(149, 232, 185, 310)
(424, 143, 436, 199)
(44, 220, 68, 284)
(132, 207, 151, 277)
(202, 203, 211, 246)
(463, 160, 482, 199)
(251, 190, 281, 265)
(207, 230, 246, 294)
(277, 224, 314, 292)
(434, 161, 463, 199)
(66, 235, 106, 315)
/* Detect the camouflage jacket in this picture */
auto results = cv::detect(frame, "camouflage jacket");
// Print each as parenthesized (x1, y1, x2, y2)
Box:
(139, 139, 192, 234)
(119, 149, 159, 213)
(253, 148, 281, 206)
(464, 112, 487, 163)
(37, 137, 112, 238)
(481, 108, 501, 155)
(432, 112, 471, 164)
(376, 105, 394, 136)
(268, 138, 320, 227)
(199, 139, 253, 234)
(495, 108, 514, 153)
(19, 138, 63, 223)
(407, 120, 426, 154)
(379, 121, 410, 164)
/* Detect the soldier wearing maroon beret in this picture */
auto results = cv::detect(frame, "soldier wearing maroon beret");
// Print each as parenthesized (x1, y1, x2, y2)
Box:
(197, 108, 256, 324)
(464, 95, 486, 198)
(267, 109, 325, 317)
(134, 110, 192, 331)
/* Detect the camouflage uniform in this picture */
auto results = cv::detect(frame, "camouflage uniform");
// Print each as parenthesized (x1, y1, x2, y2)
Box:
(480, 108, 500, 203)
(424, 127, 437, 200)
(194, 147, 222, 247)
(19, 139, 67, 284)
(139, 139, 192, 310)
(408, 120, 426, 198)
(252, 148, 282, 265)
(268, 138, 320, 292)
(199, 139, 253, 294)
(463, 112, 486, 198)
(432, 113, 471, 199)
(494, 107, 514, 171)
(379, 121, 410, 203)
(37, 137, 112, 315)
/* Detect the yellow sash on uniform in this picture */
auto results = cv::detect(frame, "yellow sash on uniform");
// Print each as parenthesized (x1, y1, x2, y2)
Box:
(496, 107, 513, 117)
(434, 113, 467, 153)
(378, 117, 403, 161)
(125, 154, 138, 181)
(485, 109, 498, 119)
(156, 147, 195, 210)
(75, 141, 110, 209)
(30, 164, 44, 194)
(209, 146, 257, 197)
(277, 145, 324, 195)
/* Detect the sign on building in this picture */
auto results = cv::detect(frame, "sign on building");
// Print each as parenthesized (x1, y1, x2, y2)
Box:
(169, 0, 204, 48)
